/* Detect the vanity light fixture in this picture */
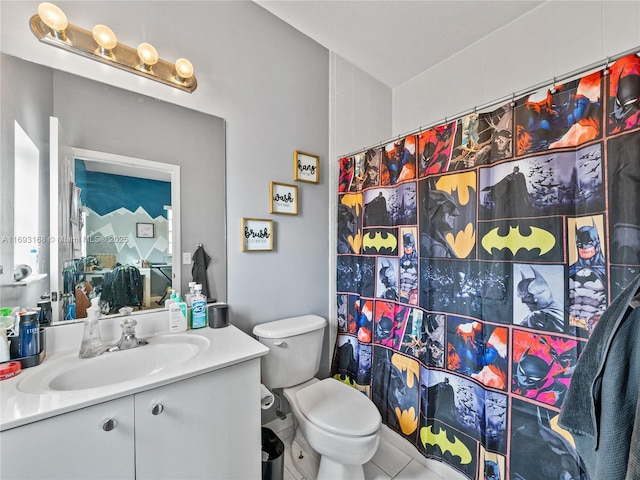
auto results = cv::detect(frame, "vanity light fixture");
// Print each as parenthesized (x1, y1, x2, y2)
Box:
(91, 24, 117, 58)
(30, 2, 197, 93)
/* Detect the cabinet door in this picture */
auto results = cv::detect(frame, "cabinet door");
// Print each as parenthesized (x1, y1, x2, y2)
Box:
(135, 359, 262, 480)
(0, 396, 135, 480)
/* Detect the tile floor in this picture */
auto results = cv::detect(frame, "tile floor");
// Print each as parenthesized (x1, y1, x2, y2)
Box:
(265, 418, 467, 480)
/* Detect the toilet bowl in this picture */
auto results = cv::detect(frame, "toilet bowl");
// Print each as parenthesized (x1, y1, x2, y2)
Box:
(252, 315, 381, 480)
(283, 378, 381, 480)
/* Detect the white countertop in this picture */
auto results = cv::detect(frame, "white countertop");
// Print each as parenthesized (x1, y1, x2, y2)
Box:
(0, 323, 268, 431)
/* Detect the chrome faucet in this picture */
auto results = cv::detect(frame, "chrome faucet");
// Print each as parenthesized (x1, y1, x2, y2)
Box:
(107, 318, 148, 352)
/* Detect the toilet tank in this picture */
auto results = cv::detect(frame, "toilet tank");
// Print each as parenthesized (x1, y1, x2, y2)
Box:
(252, 315, 326, 389)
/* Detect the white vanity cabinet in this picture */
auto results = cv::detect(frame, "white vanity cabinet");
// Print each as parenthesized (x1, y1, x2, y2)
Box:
(0, 396, 135, 479)
(135, 358, 261, 479)
(0, 359, 262, 480)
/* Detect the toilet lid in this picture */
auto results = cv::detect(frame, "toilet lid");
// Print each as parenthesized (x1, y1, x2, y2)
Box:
(296, 378, 381, 437)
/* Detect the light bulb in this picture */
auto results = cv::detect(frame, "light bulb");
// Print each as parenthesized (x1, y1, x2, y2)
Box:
(175, 58, 194, 80)
(92, 24, 117, 51)
(37, 2, 67, 36)
(137, 43, 158, 69)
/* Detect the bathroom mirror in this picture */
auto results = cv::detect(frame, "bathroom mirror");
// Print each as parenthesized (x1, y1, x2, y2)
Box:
(51, 145, 181, 322)
(1, 53, 227, 324)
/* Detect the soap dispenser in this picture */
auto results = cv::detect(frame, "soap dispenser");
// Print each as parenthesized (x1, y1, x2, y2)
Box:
(79, 306, 104, 358)
(165, 289, 177, 310)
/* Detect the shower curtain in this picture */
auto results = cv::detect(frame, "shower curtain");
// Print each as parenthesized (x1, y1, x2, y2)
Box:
(333, 53, 640, 480)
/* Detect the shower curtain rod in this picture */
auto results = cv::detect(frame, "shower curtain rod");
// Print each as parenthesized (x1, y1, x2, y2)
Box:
(341, 45, 640, 159)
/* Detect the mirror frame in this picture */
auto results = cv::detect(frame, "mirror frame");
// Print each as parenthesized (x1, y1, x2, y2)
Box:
(50, 147, 181, 322)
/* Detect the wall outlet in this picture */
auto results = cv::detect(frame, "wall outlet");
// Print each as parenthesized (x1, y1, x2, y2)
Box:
(182, 252, 192, 265)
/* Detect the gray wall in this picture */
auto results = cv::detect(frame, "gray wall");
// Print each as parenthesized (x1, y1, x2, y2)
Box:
(218, 2, 330, 334)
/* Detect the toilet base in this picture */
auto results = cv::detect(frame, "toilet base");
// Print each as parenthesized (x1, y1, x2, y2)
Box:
(290, 434, 367, 480)
(289, 437, 319, 480)
(317, 457, 365, 480)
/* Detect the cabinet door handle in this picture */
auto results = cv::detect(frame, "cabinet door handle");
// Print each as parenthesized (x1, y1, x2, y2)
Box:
(151, 403, 164, 415)
(102, 418, 118, 431)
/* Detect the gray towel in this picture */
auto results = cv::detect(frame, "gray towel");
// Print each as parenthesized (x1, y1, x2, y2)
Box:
(629, 381, 640, 480)
(192, 245, 212, 300)
(559, 274, 640, 437)
(558, 273, 640, 479)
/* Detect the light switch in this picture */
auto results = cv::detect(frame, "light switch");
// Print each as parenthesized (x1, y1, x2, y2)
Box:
(182, 252, 192, 264)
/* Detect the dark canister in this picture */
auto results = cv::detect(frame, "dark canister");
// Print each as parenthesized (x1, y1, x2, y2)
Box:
(18, 312, 39, 358)
(37, 301, 53, 326)
(208, 304, 229, 328)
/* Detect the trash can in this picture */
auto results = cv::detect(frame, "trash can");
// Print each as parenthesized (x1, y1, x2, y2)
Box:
(261, 427, 284, 480)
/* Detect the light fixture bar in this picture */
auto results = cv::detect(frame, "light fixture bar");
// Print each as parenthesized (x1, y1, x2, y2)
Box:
(29, 8, 197, 93)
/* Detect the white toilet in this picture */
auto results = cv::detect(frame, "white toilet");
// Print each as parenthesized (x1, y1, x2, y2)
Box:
(253, 315, 381, 480)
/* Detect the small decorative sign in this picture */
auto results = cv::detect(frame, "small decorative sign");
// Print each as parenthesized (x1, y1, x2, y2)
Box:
(241, 218, 273, 252)
(294, 150, 319, 184)
(270, 181, 298, 215)
(136, 222, 155, 238)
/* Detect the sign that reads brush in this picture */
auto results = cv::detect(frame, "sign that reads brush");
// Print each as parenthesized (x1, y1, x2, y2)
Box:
(241, 218, 274, 252)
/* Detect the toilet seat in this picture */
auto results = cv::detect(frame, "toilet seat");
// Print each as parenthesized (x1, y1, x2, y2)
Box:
(296, 378, 381, 437)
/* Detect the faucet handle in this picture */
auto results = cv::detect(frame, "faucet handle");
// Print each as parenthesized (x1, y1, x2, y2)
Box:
(120, 318, 138, 335)
(106, 317, 147, 353)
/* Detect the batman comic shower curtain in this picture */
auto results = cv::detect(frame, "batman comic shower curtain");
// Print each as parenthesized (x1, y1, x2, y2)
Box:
(333, 54, 640, 480)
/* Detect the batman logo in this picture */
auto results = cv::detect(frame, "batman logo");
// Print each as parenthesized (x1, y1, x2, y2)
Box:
(333, 374, 356, 388)
(572, 267, 605, 287)
(363, 231, 397, 253)
(391, 353, 419, 388)
(394, 406, 418, 435)
(420, 425, 472, 465)
(340, 193, 363, 216)
(347, 232, 362, 254)
(436, 171, 476, 205)
(482, 225, 555, 256)
(445, 223, 475, 258)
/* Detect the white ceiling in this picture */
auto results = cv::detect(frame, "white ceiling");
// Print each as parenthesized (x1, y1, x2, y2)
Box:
(254, 0, 545, 88)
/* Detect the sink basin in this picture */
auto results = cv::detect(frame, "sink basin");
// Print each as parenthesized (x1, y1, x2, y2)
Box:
(17, 334, 209, 394)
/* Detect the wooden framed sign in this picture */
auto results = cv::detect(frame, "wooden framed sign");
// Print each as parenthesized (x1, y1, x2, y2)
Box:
(270, 181, 298, 215)
(294, 150, 319, 184)
(241, 218, 273, 252)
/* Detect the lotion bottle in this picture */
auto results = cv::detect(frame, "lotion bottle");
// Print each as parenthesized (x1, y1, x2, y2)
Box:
(169, 294, 188, 333)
